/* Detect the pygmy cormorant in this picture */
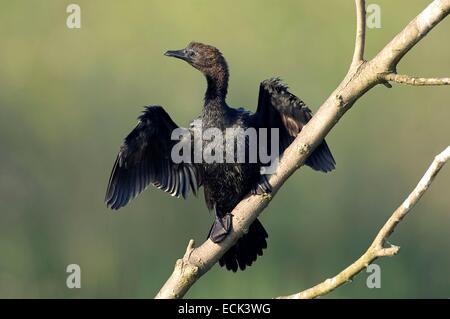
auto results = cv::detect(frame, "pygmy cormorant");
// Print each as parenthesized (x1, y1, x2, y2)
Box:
(105, 42, 335, 272)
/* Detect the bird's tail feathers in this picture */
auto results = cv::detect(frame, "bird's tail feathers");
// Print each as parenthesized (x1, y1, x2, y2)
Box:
(218, 218, 268, 272)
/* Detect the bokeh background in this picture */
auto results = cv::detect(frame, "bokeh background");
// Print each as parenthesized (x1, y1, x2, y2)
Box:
(0, 0, 449, 298)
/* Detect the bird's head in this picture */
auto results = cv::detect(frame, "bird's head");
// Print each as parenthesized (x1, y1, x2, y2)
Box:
(165, 42, 228, 81)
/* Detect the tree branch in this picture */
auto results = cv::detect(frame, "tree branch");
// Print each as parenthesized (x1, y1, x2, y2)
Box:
(384, 73, 450, 86)
(155, 0, 450, 299)
(352, 0, 366, 67)
(277, 146, 450, 299)
(374, 0, 450, 71)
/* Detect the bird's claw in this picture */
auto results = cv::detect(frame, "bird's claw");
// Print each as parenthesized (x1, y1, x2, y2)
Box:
(251, 176, 273, 195)
(209, 213, 233, 243)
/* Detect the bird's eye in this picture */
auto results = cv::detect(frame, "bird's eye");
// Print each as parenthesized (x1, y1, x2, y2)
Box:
(187, 50, 196, 58)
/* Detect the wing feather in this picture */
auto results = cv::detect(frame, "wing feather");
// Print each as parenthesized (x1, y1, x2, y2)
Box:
(254, 78, 335, 172)
(105, 106, 201, 209)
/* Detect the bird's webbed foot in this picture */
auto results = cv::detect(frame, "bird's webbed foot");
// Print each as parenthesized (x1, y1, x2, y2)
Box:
(250, 175, 272, 195)
(209, 213, 233, 243)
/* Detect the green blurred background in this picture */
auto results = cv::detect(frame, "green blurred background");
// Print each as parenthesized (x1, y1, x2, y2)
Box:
(0, 0, 449, 298)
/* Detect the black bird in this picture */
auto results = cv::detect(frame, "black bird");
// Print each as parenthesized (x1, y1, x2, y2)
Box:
(105, 42, 335, 272)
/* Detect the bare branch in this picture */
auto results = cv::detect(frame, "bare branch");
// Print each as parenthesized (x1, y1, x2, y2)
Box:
(375, 0, 450, 71)
(352, 0, 366, 66)
(278, 146, 450, 299)
(384, 73, 450, 86)
(155, 240, 199, 299)
(156, 1, 450, 299)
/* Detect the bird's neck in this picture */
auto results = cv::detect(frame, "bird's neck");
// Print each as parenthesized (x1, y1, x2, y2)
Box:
(203, 65, 229, 117)
(205, 72, 228, 100)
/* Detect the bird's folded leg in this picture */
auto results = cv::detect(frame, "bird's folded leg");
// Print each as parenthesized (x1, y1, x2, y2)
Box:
(209, 213, 233, 243)
(250, 175, 272, 195)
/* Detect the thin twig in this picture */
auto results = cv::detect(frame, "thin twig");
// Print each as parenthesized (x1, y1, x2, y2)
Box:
(385, 73, 450, 86)
(278, 146, 450, 299)
(352, 0, 366, 66)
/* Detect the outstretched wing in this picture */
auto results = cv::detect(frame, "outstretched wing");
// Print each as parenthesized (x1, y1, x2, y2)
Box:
(254, 78, 335, 172)
(105, 106, 201, 210)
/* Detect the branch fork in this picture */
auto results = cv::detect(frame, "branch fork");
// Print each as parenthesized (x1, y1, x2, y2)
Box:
(278, 146, 450, 299)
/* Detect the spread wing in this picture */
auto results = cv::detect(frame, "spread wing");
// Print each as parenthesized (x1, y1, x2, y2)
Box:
(105, 106, 201, 210)
(254, 78, 335, 172)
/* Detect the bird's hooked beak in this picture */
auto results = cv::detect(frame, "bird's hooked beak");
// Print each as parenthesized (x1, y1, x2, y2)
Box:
(164, 49, 190, 62)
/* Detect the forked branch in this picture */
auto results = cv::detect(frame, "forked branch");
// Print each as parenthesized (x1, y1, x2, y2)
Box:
(278, 146, 450, 299)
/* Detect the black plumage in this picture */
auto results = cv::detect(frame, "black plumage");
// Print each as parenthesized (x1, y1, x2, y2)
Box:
(105, 42, 335, 272)
(105, 106, 201, 209)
